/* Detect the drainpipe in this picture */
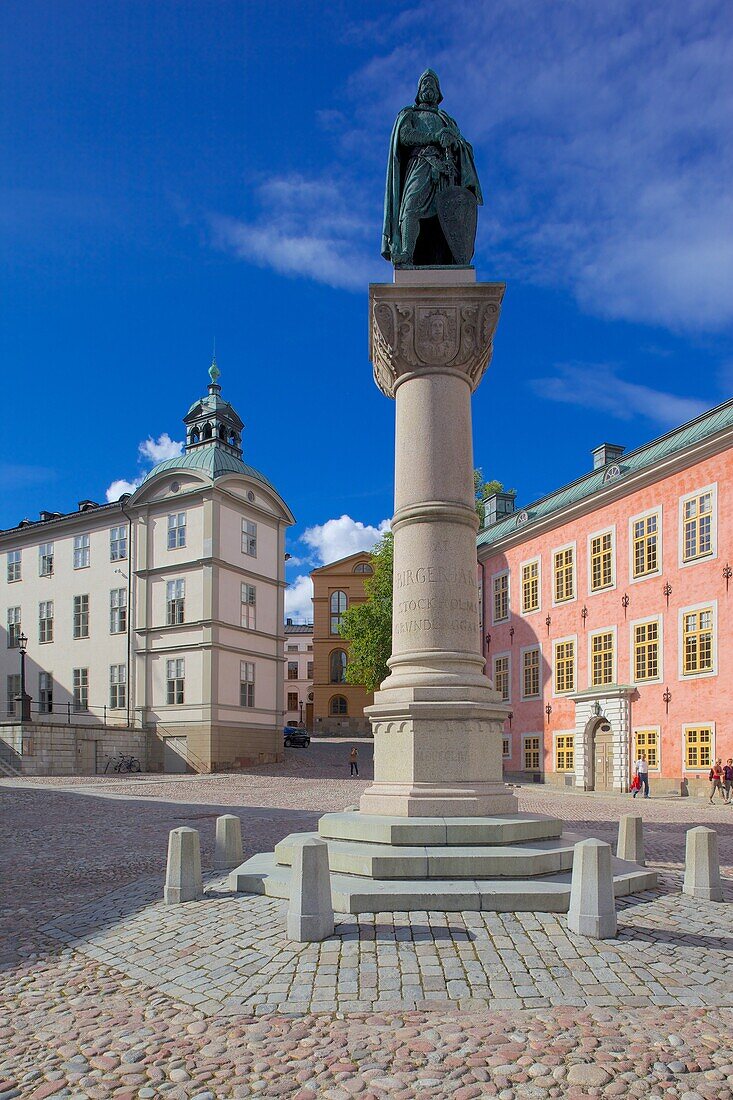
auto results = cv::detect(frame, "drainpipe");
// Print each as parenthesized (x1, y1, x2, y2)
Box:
(120, 498, 134, 729)
(480, 558, 487, 671)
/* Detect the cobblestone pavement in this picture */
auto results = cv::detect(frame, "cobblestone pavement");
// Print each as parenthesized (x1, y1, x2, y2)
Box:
(2, 740, 733, 1098)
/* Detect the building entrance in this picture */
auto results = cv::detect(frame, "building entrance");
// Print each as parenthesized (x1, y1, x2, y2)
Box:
(591, 720, 614, 791)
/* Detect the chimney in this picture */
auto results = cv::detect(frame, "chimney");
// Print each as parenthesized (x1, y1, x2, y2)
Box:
(39, 510, 56, 522)
(591, 443, 624, 470)
(483, 489, 516, 528)
(286, 617, 293, 626)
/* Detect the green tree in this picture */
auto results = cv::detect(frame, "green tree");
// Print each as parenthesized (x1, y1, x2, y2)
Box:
(339, 531, 393, 693)
(474, 468, 505, 528)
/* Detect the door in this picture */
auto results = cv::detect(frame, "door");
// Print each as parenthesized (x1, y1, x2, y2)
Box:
(305, 702, 314, 730)
(164, 736, 189, 774)
(76, 740, 97, 776)
(592, 723, 614, 791)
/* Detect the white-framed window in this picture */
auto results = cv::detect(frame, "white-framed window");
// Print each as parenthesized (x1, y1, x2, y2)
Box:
(110, 525, 127, 561)
(6, 674, 20, 715)
(73, 594, 90, 639)
(109, 664, 127, 709)
(554, 733, 575, 772)
(521, 644, 541, 699)
(166, 658, 185, 704)
(523, 733, 541, 771)
(7, 606, 21, 648)
(354, 561, 373, 574)
(39, 542, 54, 576)
(110, 588, 127, 633)
(588, 626, 616, 687)
(552, 542, 576, 605)
(502, 733, 512, 760)
(73, 667, 89, 712)
(307, 660, 313, 678)
(330, 649, 347, 684)
(492, 652, 510, 702)
(73, 534, 90, 569)
(330, 694, 347, 716)
(520, 557, 540, 614)
(492, 570, 510, 624)
(287, 660, 299, 680)
(634, 728, 660, 771)
(629, 507, 661, 582)
(38, 600, 54, 644)
(39, 671, 53, 714)
(242, 519, 257, 557)
(680, 484, 716, 566)
(166, 579, 185, 625)
(7, 550, 21, 583)
(587, 526, 615, 593)
(330, 590, 347, 635)
(630, 615, 662, 683)
(167, 512, 186, 550)
(286, 644, 299, 652)
(240, 661, 255, 707)
(241, 583, 256, 629)
(553, 635, 576, 695)
(287, 691, 299, 711)
(683, 723, 714, 771)
(679, 602, 717, 678)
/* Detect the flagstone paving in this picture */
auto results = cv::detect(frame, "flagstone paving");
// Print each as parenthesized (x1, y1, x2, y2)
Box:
(2, 740, 733, 1098)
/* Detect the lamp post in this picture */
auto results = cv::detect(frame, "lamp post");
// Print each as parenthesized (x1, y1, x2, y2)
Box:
(16, 632, 31, 722)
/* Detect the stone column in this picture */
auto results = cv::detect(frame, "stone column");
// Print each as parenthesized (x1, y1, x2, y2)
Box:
(361, 269, 517, 818)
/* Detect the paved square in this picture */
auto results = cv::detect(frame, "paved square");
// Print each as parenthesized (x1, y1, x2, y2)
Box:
(2, 740, 733, 1098)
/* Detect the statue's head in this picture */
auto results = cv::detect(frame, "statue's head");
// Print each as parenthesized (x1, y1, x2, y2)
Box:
(416, 69, 442, 107)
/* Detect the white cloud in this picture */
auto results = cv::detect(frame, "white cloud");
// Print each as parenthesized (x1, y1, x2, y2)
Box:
(285, 574, 314, 622)
(302, 514, 390, 566)
(105, 432, 184, 502)
(530, 363, 708, 428)
(105, 476, 144, 502)
(139, 433, 183, 463)
(209, 173, 384, 291)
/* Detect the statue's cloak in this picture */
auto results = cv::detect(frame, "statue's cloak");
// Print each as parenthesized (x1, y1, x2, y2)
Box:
(381, 105, 483, 262)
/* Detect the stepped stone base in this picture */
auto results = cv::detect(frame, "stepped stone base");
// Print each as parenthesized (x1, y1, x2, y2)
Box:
(229, 812, 657, 915)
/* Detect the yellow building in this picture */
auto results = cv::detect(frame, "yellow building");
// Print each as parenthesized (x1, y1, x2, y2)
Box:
(311, 551, 374, 735)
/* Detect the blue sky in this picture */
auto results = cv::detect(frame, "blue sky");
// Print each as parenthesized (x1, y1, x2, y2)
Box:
(2, 0, 732, 619)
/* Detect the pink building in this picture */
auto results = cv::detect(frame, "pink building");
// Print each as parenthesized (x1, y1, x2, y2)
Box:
(477, 400, 733, 796)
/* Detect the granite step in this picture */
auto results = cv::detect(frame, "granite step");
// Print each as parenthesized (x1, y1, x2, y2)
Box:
(274, 831, 584, 879)
(229, 851, 658, 914)
(318, 811, 563, 847)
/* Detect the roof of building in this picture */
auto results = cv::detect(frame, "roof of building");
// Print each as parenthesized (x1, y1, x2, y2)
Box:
(1, 499, 123, 537)
(285, 622, 313, 634)
(141, 444, 276, 490)
(311, 549, 375, 575)
(477, 396, 733, 549)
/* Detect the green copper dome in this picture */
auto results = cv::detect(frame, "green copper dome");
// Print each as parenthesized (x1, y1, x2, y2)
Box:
(142, 444, 276, 490)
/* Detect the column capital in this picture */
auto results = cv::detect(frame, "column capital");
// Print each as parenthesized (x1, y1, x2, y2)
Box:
(369, 281, 505, 398)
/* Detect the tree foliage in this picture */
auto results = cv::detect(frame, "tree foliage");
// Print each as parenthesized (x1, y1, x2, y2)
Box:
(338, 531, 393, 693)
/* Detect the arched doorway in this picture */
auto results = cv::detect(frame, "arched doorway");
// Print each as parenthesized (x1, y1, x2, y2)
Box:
(588, 716, 614, 791)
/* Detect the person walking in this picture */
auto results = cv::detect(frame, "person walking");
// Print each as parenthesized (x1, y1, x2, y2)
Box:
(723, 758, 733, 805)
(633, 751, 650, 799)
(709, 758, 725, 804)
(349, 746, 359, 777)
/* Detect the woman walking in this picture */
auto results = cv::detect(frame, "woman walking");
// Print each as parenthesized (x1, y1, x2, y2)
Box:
(349, 746, 359, 777)
(709, 759, 725, 804)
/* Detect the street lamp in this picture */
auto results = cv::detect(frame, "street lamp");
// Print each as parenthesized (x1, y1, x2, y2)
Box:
(16, 631, 31, 722)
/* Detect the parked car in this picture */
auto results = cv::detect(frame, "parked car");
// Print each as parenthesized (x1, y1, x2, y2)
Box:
(284, 726, 311, 747)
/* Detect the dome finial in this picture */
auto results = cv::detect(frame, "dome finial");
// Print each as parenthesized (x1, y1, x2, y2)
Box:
(209, 339, 220, 387)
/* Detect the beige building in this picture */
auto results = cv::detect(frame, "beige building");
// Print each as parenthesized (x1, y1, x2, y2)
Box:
(284, 619, 314, 728)
(0, 361, 294, 774)
(311, 550, 374, 736)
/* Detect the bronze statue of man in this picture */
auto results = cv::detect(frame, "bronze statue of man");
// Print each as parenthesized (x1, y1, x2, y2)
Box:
(381, 69, 483, 267)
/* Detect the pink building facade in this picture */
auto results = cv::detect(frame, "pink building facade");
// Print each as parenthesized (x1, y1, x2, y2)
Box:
(477, 401, 733, 796)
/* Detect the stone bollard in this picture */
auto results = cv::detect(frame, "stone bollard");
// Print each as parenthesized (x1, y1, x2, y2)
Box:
(164, 827, 203, 904)
(214, 814, 243, 870)
(617, 814, 645, 865)
(287, 836, 334, 942)
(567, 838, 617, 939)
(683, 826, 723, 902)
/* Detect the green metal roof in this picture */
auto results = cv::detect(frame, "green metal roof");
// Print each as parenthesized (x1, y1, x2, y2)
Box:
(142, 443, 276, 491)
(478, 397, 733, 549)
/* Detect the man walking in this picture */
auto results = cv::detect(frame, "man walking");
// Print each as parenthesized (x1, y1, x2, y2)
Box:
(633, 751, 650, 799)
(709, 759, 725, 804)
(723, 758, 733, 805)
(349, 746, 359, 777)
